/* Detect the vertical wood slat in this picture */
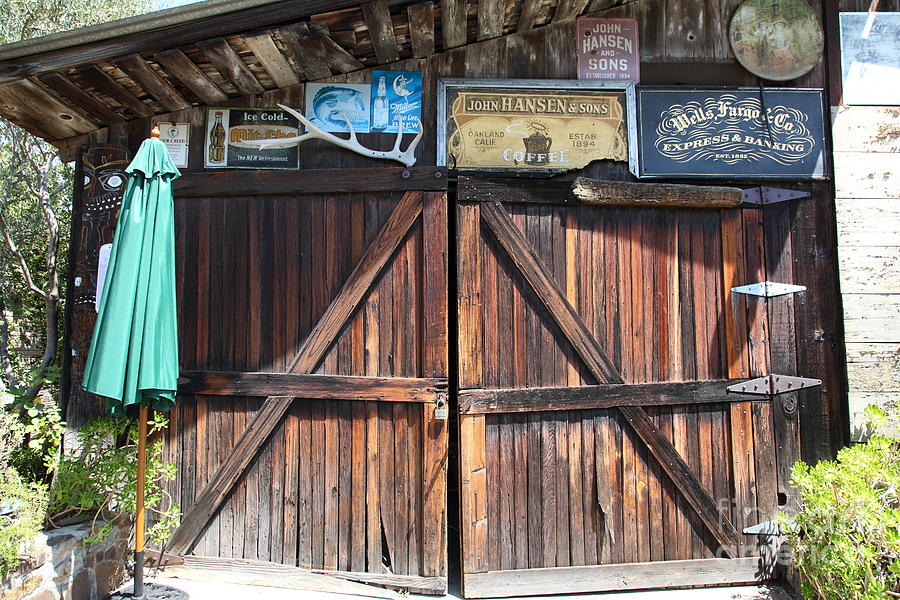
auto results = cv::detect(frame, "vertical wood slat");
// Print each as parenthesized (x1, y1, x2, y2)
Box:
(422, 191, 449, 577)
(459, 202, 487, 578)
(441, 0, 468, 49)
(764, 203, 802, 509)
(721, 209, 757, 555)
(362, 1, 401, 63)
(408, 2, 436, 58)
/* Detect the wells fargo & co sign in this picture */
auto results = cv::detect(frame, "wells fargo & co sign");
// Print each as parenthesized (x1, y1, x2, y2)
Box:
(438, 79, 635, 174)
(634, 88, 827, 179)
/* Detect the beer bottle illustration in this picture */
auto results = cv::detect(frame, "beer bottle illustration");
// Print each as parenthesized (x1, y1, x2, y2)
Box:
(372, 76, 389, 130)
(209, 111, 226, 163)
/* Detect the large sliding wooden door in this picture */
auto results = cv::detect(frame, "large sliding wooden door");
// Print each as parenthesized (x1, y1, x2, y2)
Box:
(158, 168, 449, 593)
(457, 178, 792, 597)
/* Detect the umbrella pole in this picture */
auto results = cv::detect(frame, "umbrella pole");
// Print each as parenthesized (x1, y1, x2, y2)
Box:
(134, 406, 148, 598)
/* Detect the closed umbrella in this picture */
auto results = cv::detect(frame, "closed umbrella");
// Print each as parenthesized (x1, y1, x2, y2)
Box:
(82, 126, 179, 599)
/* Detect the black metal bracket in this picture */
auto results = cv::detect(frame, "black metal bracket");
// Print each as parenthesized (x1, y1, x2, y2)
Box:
(726, 374, 822, 397)
(742, 186, 810, 206)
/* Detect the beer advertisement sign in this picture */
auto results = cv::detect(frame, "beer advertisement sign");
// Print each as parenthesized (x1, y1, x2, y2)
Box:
(438, 79, 636, 174)
(204, 107, 300, 169)
(577, 17, 640, 82)
(635, 88, 827, 179)
(370, 70, 423, 133)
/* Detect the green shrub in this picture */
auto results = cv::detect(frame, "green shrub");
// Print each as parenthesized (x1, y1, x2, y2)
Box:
(49, 415, 181, 547)
(0, 465, 48, 578)
(785, 405, 900, 600)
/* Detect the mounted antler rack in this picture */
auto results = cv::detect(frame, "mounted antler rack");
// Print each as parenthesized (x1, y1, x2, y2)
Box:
(240, 103, 423, 167)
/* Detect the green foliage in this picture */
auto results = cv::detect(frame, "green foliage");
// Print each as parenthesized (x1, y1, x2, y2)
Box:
(0, 407, 48, 579)
(49, 415, 181, 547)
(0, 389, 63, 484)
(0, 467, 48, 578)
(785, 405, 900, 600)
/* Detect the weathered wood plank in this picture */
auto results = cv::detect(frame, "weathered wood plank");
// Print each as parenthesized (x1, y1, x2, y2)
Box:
(477, 0, 505, 40)
(36, 72, 123, 124)
(553, 0, 591, 21)
(0, 0, 365, 84)
(441, 0, 468, 49)
(459, 379, 753, 413)
(480, 200, 623, 384)
(463, 557, 764, 598)
(834, 152, 900, 198)
(179, 370, 447, 401)
(197, 37, 266, 96)
(241, 31, 301, 88)
(362, 1, 401, 64)
(174, 168, 448, 196)
(763, 202, 801, 509)
(835, 197, 900, 247)
(113, 54, 191, 112)
(277, 23, 331, 80)
(458, 201, 487, 578)
(421, 191, 448, 583)
(831, 106, 900, 152)
(76, 64, 154, 118)
(839, 247, 900, 294)
(316, 33, 365, 73)
(154, 49, 228, 104)
(517, 0, 542, 32)
(0, 79, 98, 140)
(288, 191, 422, 373)
(573, 178, 743, 208)
(168, 395, 295, 555)
(407, 2, 436, 58)
(618, 406, 740, 558)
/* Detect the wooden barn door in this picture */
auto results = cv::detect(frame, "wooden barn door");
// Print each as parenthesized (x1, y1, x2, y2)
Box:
(160, 168, 449, 594)
(457, 178, 787, 597)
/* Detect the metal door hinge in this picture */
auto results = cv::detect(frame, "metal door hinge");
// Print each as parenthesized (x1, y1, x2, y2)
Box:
(742, 186, 810, 206)
(743, 520, 782, 537)
(727, 374, 822, 397)
(732, 281, 806, 297)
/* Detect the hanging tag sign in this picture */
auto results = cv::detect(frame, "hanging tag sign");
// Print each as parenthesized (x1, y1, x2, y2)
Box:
(577, 17, 640, 82)
(157, 122, 190, 169)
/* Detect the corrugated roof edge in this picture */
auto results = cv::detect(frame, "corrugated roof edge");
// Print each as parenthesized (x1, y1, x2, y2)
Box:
(0, 0, 288, 61)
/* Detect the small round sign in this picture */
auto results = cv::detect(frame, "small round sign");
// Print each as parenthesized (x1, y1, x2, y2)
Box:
(729, 0, 824, 81)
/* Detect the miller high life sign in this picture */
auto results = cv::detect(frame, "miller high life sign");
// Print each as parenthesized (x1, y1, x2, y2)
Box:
(577, 18, 640, 82)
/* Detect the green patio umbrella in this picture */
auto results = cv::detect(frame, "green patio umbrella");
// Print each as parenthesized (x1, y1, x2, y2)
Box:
(82, 127, 179, 599)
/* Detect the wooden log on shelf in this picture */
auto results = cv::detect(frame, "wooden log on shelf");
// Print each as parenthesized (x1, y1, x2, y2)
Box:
(572, 178, 744, 208)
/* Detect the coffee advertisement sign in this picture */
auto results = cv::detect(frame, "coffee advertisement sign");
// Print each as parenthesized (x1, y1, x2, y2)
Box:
(635, 88, 827, 179)
(438, 79, 635, 174)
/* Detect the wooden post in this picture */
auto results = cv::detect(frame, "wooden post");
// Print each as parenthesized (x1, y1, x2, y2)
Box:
(134, 405, 149, 597)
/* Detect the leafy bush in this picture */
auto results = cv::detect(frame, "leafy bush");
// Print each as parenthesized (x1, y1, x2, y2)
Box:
(0, 407, 48, 578)
(785, 405, 900, 600)
(1, 388, 64, 484)
(0, 468, 48, 578)
(49, 415, 181, 547)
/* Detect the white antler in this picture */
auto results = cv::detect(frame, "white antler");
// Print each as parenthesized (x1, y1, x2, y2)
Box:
(240, 103, 422, 167)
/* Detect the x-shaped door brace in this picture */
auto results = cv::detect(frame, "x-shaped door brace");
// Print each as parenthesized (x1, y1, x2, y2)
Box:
(168, 190, 425, 555)
(479, 200, 742, 558)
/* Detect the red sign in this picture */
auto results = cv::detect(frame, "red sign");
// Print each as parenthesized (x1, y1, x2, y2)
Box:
(577, 17, 640, 83)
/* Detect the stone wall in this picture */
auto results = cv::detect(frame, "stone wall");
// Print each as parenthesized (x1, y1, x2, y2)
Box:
(1, 519, 130, 600)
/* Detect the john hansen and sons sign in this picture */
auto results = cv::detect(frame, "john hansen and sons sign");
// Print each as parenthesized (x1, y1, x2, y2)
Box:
(438, 79, 636, 175)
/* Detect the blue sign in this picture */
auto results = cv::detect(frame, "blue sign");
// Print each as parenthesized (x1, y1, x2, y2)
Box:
(371, 70, 422, 133)
(305, 83, 371, 133)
